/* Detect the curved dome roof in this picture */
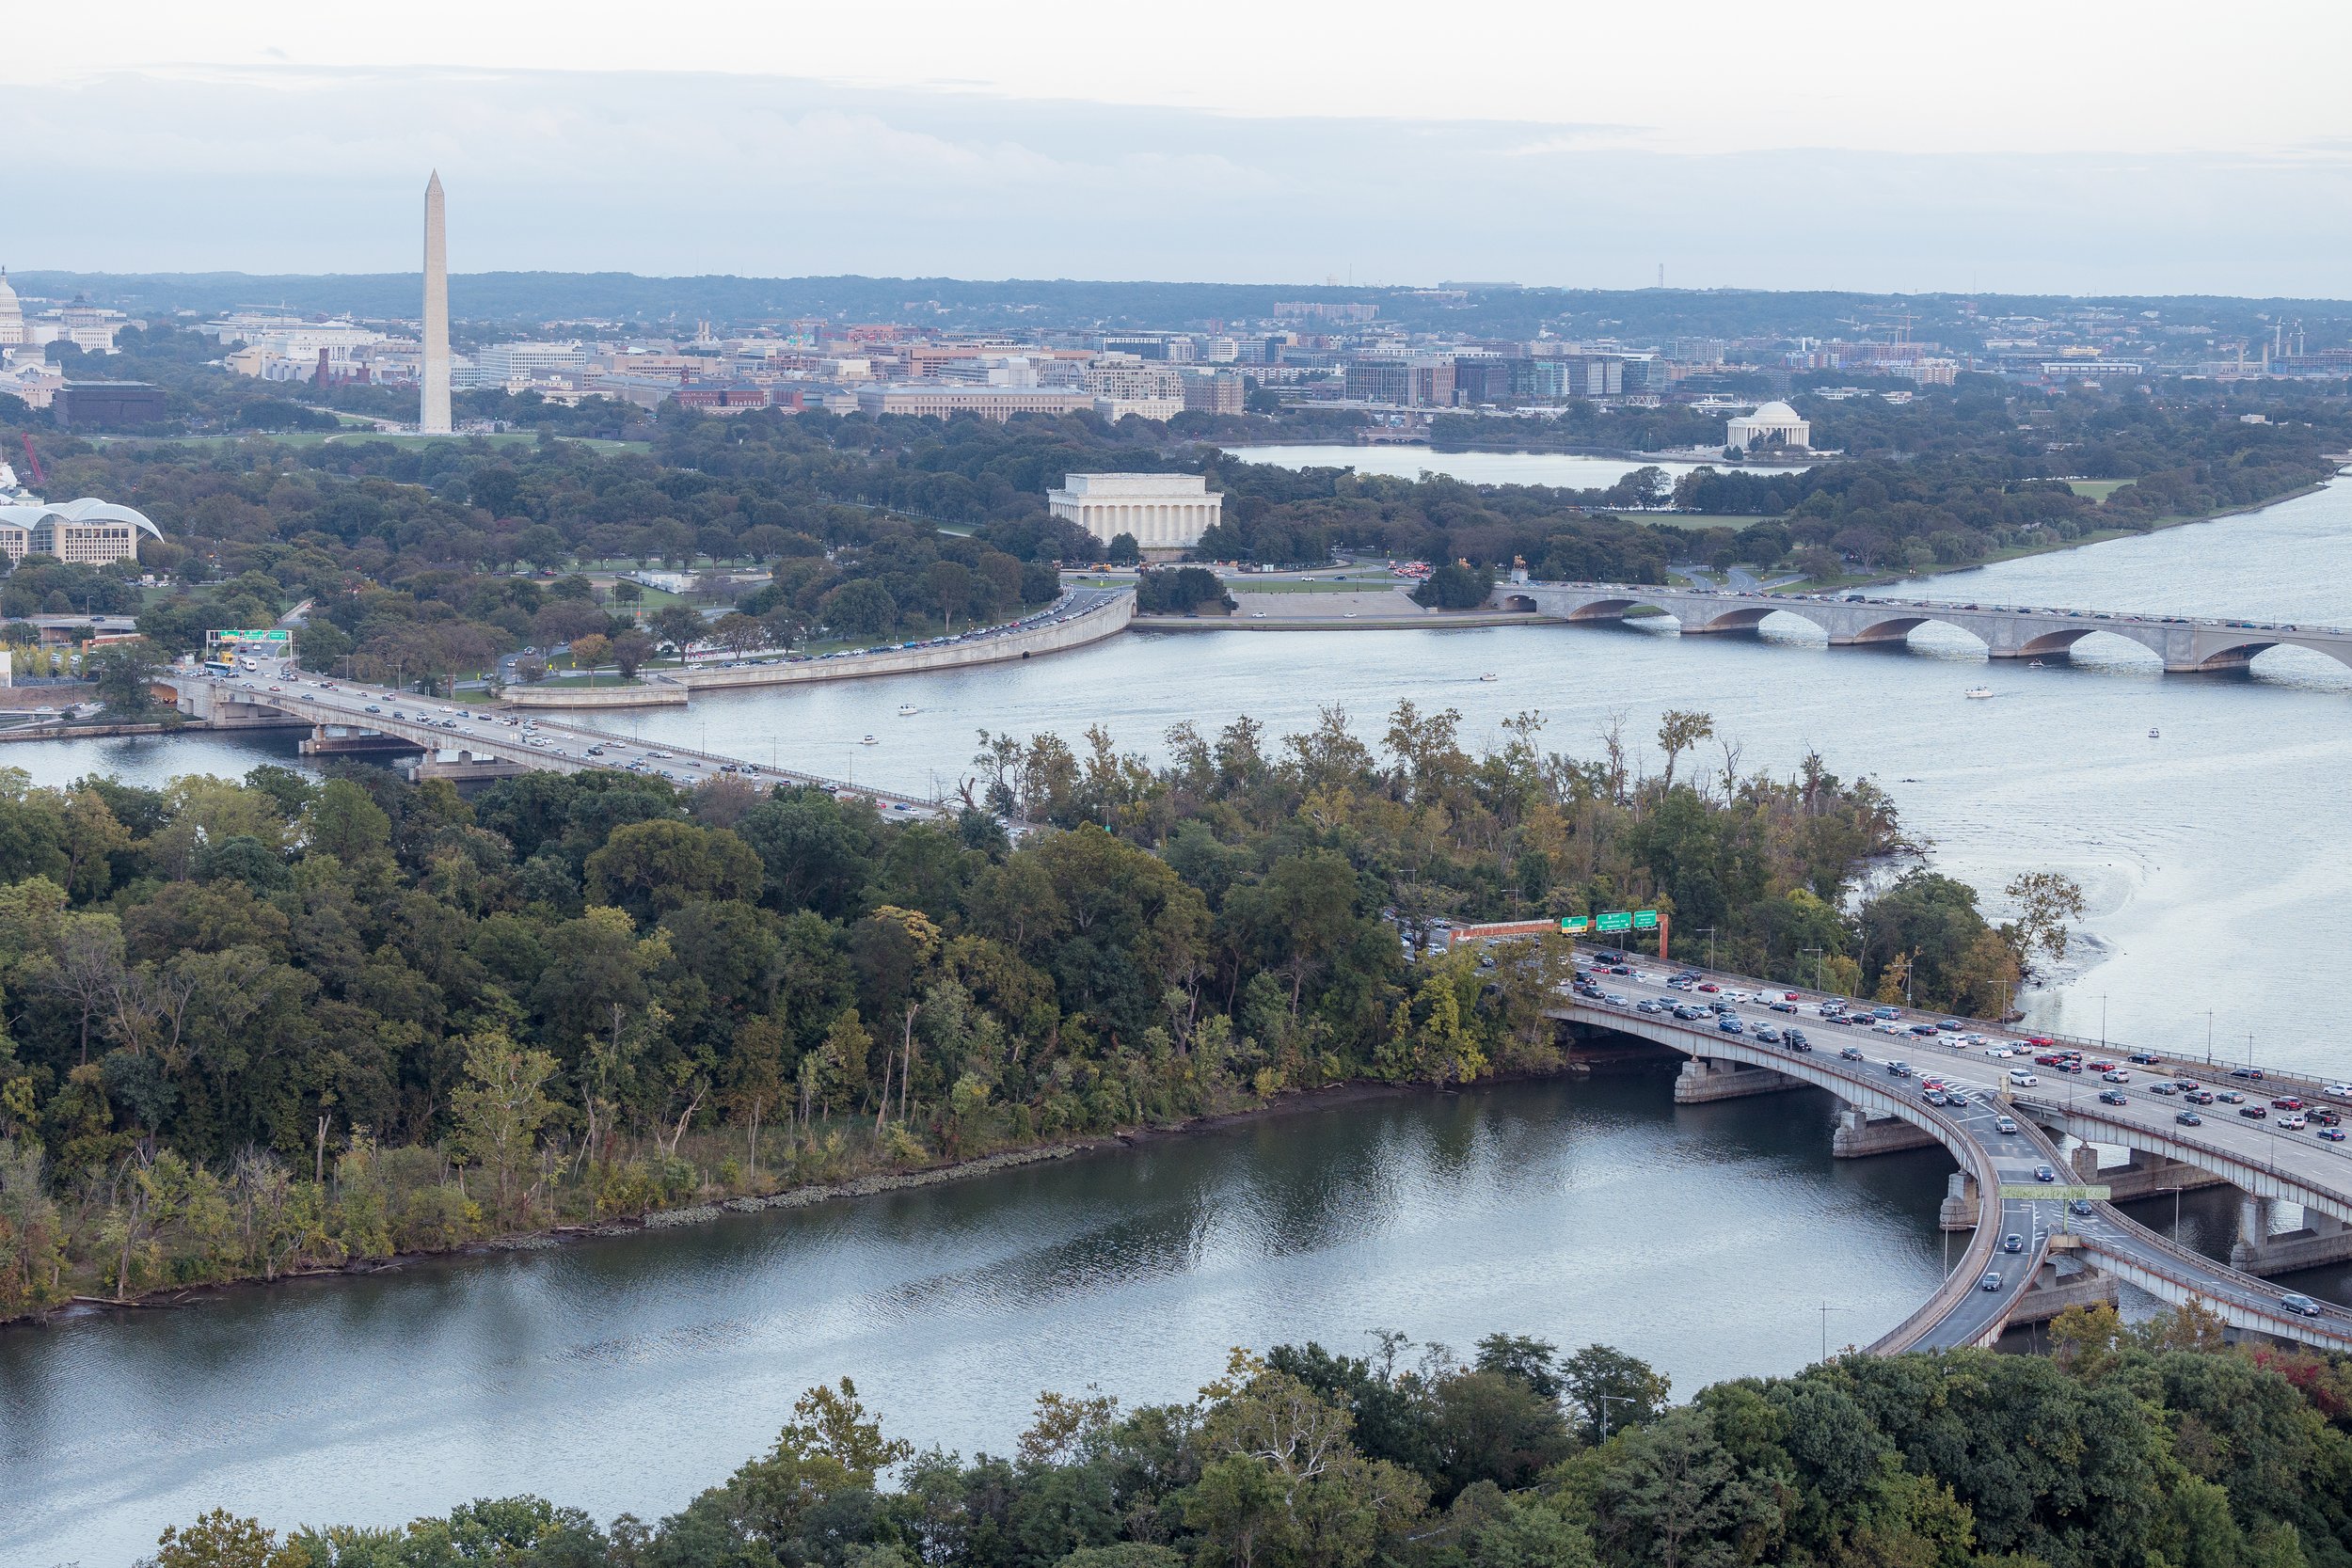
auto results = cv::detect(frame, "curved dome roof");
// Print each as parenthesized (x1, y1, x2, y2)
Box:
(0, 270, 19, 318)
(0, 498, 165, 540)
(1747, 400, 1803, 422)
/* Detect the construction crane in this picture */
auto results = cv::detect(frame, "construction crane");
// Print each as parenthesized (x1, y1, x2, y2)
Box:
(19, 436, 44, 487)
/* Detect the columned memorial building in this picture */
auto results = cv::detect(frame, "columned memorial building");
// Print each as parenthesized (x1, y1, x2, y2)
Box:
(1047, 472, 1223, 552)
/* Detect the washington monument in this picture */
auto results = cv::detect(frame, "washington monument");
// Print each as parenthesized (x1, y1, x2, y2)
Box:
(421, 171, 452, 436)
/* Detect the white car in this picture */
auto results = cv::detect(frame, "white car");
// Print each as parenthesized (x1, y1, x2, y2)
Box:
(2008, 1069, 2040, 1087)
(2328, 1084, 2352, 1098)
(1982, 1045, 2013, 1058)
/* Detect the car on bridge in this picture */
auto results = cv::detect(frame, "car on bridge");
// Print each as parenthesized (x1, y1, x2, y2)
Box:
(2271, 1097, 2304, 1111)
(1840, 1047, 1866, 1061)
(2034, 1165, 2056, 1182)
(2177, 1111, 2204, 1126)
(2008, 1069, 2040, 1086)
(1753, 1025, 1781, 1044)
(2002, 1233, 2024, 1253)
(2282, 1292, 2325, 1318)
(2069, 1198, 2095, 1216)
(2240, 1105, 2268, 1119)
(2099, 1090, 2128, 1105)
(1980, 1272, 2003, 1292)
(1784, 1029, 1810, 1053)
(1995, 1117, 2019, 1133)
(1716, 1016, 1745, 1035)
(2323, 1129, 2348, 1143)
(2280, 1115, 2308, 1131)
(2128, 1052, 2161, 1065)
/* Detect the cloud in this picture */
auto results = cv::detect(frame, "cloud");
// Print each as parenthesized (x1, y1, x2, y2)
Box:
(7, 65, 2352, 297)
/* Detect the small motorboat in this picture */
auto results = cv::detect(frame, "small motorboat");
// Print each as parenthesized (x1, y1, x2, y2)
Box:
(1963, 685, 1994, 700)
(860, 735, 879, 746)
(2147, 727, 2160, 739)
(1478, 673, 1500, 683)
(897, 704, 919, 716)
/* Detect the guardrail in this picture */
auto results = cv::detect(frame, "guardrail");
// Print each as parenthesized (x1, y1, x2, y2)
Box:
(1566, 942, 2345, 1111)
(525, 716, 944, 813)
(2088, 1203, 2352, 1338)
(2011, 1096, 2352, 1220)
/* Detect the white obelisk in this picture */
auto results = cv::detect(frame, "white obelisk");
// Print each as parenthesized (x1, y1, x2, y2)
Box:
(421, 171, 452, 436)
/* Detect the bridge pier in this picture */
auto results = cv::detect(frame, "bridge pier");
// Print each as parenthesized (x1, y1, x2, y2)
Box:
(2006, 1248, 2120, 1326)
(1672, 1056, 1805, 1103)
(301, 725, 420, 755)
(1939, 1171, 1980, 1231)
(1831, 1101, 1940, 1157)
(2070, 1145, 2229, 1199)
(2232, 1197, 2352, 1275)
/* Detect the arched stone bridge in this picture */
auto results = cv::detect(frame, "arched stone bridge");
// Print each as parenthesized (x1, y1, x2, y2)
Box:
(1491, 581, 2352, 674)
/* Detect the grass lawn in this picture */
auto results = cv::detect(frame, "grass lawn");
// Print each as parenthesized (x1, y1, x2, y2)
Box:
(2066, 480, 2131, 501)
(1229, 579, 1406, 594)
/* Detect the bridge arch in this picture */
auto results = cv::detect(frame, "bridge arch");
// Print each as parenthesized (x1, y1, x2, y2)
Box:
(2189, 639, 2280, 673)
(1500, 594, 1539, 613)
(1558, 595, 1670, 624)
(2011, 627, 2099, 660)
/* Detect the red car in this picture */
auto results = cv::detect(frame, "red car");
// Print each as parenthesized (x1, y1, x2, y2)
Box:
(2272, 1097, 2304, 1112)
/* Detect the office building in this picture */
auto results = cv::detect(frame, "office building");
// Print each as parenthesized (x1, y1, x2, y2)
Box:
(856, 385, 1098, 422)
(1085, 354, 1185, 401)
(1181, 369, 1247, 415)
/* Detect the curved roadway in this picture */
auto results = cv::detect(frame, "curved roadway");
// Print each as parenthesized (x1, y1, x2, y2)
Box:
(1550, 958, 2352, 1353)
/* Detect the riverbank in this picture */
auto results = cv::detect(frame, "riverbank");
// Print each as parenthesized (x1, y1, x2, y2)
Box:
(1770, 476, 2342, 594)
(13, 1053, 1671, 1330)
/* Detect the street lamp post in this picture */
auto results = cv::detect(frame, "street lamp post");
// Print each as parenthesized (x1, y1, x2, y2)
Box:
(2100, 994, 2107, 1053)
(1701, 927, 1717, 974)
(1802, 946, 1824, 995)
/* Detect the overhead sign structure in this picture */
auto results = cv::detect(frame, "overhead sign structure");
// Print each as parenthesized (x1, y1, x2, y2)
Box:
(206, 628, 291, 650)
(1560, 915, 1591, 934)
(1632, 910, 1660, 929)
(1997, 1184, 2112, 1201)
(1597, 911, 1633, 933)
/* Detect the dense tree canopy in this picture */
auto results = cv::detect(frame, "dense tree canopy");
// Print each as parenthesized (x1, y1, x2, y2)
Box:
(147, 1306, 2352, 1568)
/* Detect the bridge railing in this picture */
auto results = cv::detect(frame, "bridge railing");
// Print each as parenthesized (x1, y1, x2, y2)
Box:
(2010, 1096, 2352, 1211)
(528, 717, 942, 811)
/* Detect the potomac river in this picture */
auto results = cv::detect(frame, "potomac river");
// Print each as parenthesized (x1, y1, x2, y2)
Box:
(5, 465, 2350, 1564)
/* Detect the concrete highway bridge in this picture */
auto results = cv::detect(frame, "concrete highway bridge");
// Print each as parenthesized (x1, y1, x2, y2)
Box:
(163, 667, 944, 816)
(1492, 580, 2352, 674)
(1549, 966, 2352, 1356)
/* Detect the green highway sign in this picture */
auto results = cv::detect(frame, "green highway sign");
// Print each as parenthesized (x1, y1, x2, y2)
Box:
(209, 628, 290, 643)
(1560, 915, 1591, 934)
(1597, 911, 1633, 933)
(1631, 910, 1660, 929)
(1997, 1184, 2111, 1201)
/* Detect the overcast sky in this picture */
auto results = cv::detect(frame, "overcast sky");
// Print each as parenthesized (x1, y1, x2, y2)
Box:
(11, 0, 2352, 294)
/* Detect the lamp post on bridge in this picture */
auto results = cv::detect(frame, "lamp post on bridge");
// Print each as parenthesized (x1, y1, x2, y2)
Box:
(1802, 946, 1824, 996)
(1700, 927, 1717, 974)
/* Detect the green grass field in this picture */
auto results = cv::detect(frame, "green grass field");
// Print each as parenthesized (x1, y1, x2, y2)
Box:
(2066, 479, 2130, 501)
